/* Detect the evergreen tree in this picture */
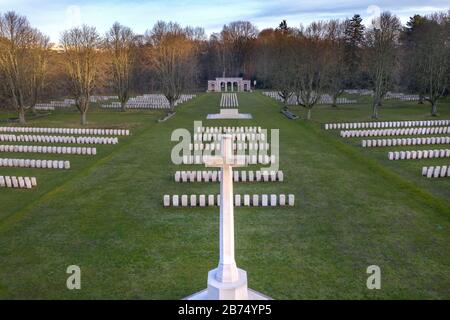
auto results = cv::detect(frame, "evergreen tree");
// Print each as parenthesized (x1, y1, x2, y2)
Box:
(344, 14, 365, 88)
(401, 15, 427, 102)
(278, 20, 288, 31)
(404, 14, 426, 39)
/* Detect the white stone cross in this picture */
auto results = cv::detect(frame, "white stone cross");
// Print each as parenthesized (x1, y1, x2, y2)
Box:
(186, 136, 270, 300)
(204, 134, 246, 283)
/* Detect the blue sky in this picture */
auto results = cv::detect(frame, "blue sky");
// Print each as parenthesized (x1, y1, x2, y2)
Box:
(1, 0, 449, 42)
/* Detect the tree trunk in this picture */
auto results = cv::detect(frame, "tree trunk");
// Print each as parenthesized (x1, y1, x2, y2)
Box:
(431, 101, 438, 117)
(307, 108, 311, 120)
(372, 99, 379, 119)
(170, 101, 175, 113)
(418, 94, 424, 104)
(121, 101, 126, 112)
(81, 111, 87, 125)
(332, 94, 338, 108)
(18, 108, 26, 125)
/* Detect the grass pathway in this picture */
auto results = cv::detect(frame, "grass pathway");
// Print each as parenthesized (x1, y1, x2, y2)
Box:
(0, 93, 448, 299)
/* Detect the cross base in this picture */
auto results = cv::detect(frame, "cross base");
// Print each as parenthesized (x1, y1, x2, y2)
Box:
(184, 268, 271, 300)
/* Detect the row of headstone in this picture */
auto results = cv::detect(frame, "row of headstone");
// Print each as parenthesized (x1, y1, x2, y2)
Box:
(343, 90, 421, 101)
(175, 170, 284, 183)
(101, 94, 196, 109)
(197, 126, 261, 134)
(263, 91, 357, 105)
(89, 95, 118, 103)
(0, 126, 129, 190)
(0, 158, 70, 170)
(0, 126, 130, 136)
(341, 127, 450, 138)
(0, 134, 118, 145)
(102, 102, 167, 109)
(362, 136, 450, 148)
(220, 93, 239, 108)
(0, 175, 37, 189)
(33, 105, 54, 111)
(34, 96, 118, 110)
(190, 142, 270, 152)
(344, 89, 373, 96)
(422, 165, 450, 178)
(0, 145, 97, 155)
(181, 154, 276, 165)
(34, 98, 75, 110)
(163, 194, 295, 207)
(325, 120, 450, 130)
(388, 149, 450, 160)
(193, 133, 266, 142)
(385, 92, 420, 101)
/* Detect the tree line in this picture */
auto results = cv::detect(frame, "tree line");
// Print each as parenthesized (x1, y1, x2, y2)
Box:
(0, 10, 449, 124)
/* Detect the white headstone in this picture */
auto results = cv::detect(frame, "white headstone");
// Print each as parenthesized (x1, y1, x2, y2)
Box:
(262, 194, 268, 206)
(235, 194, 241, 206)
(173, 195, 179, 207)
(253, 194, 259, 206)
(279, 194, 286, 206)
(288, 194, 295, 206)
(163, 195, 170, 207)
(190, 195, 197, 206)
(181, 195, 188, 207)
(199, 195, 206, 207)
(270, 194, 277, 206)
(243, 194, 250, 206)
(208, 194, 215, 206)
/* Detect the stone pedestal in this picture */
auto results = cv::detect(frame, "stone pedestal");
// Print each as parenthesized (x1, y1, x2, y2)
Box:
(185, 268, 270, 300)
(207, 109, 252, 119)
(207, 268, 248, 300)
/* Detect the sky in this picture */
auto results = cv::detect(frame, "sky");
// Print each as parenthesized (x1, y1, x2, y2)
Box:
(0, 0, 449, 43)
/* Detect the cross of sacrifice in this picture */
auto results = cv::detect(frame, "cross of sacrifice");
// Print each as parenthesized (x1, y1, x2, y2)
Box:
(204, 134, 246, 283)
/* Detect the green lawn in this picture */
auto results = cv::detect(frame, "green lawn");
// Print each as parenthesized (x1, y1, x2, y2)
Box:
(0, 93, 449, 299)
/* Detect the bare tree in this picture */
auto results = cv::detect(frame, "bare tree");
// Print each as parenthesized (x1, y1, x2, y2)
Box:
(0, 11, 48, 124)
(365, 12, 401, 118)
(61, 25, 101, 125)
(413, 13, 450, 116)
(105, 22, 136, 111)
(294, 22, 329, 120)
(254, 29, 273, 88)
(29, 30, 50, 113)
(324, 20, 348, 107)
(273, 30, 296, 107)
(220, 21, 258, 76)
(255, 23, 297, 107)
(210, 32, 228, 77)
(146, 21, 197, 113)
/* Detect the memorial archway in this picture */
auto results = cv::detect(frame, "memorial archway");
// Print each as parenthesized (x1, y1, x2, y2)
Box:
(207, 77, 252, 92)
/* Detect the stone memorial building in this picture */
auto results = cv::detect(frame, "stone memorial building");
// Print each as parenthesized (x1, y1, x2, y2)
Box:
(207, 77, 251, 92)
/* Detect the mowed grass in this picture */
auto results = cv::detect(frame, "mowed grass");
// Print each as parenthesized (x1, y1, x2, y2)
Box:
(0, 93, 449, 299)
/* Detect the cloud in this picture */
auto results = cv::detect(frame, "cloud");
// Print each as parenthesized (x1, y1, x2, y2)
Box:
(66, 5, 81, 28)
(0, 0, 448, 42)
